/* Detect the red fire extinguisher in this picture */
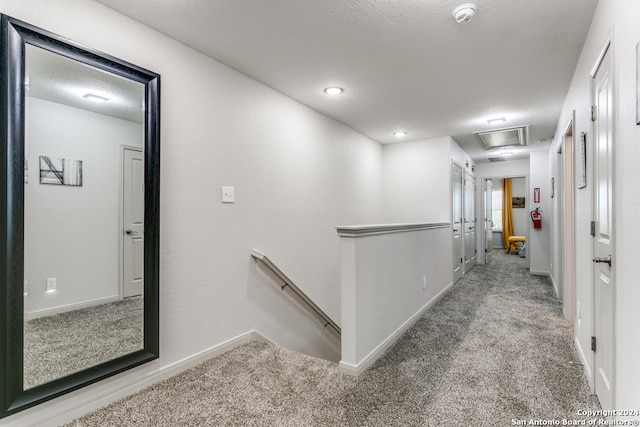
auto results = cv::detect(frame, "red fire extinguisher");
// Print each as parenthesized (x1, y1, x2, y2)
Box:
(531, 208, 542, 229)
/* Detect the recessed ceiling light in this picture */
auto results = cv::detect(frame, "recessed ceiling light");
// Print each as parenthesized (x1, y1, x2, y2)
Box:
(393, 131, 407, 137)
(82, 93, 109, 103)
(324, 87, 343, 96)
(487, 117, 506, 125)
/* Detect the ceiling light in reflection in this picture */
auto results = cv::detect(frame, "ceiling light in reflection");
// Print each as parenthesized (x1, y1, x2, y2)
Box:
(82, 93, 109, 103)
(324, 87, 343, 96)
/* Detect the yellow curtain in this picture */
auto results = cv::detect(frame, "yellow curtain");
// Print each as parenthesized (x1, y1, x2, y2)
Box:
(501, 178, 514, 250)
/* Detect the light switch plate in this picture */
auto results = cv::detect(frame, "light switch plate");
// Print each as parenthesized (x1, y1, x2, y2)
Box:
(222, 186, 235, 203)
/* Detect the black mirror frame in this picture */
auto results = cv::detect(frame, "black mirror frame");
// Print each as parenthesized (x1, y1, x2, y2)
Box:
(0, 15, 160, 419)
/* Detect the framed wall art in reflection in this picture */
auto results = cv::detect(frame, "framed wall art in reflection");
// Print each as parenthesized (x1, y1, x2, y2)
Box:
(39, 155, 83, 186)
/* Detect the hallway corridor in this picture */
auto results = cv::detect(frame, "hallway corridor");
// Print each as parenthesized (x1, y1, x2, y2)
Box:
(67, 251, 600, 426)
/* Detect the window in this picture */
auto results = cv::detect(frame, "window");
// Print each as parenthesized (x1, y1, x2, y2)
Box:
(492, 189, 502, 230)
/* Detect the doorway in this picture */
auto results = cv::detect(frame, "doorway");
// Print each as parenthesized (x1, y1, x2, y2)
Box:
(463, 170, 476, 273)
(120, 146, 144, 299)
(481, 176, 529, 263)
(451, 161, 464, 283)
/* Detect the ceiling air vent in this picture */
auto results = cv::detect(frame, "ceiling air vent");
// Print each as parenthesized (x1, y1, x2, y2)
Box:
(488, 157, 506, 162)
(474, 125, 530, 150)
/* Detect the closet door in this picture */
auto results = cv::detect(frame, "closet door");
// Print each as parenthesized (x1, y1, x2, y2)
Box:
(451, 162, 463, 283)
(463, 171, 476, 273)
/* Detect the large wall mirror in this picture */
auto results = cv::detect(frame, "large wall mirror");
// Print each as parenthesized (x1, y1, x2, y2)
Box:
(1, 15, 160, 418)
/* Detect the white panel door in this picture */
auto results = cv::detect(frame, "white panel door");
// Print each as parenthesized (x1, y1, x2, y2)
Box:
(592, 44, 614, 410)
(123, 148, 144, 298)
(463, 171, 476, 273)
(452, 163, 463, 283)
(484, 179, 493, 264)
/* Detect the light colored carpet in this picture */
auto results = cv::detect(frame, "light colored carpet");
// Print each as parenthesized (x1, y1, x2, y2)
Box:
(65, 252, 600, 426)
(24, 297, 143, 389)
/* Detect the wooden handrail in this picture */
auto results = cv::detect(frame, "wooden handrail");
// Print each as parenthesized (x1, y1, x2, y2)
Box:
(251, 249, 341, 335)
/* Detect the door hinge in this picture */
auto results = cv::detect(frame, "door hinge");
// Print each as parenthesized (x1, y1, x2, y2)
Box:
(591, 105, 597, 122)
(590, 221, 596, 237)
(461, 258, 463, 264)
(591, 336, 597, 352)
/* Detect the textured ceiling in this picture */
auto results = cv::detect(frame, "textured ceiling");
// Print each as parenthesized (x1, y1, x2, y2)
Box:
(26, 44, 145, 124)
(95, 0, 598, 162)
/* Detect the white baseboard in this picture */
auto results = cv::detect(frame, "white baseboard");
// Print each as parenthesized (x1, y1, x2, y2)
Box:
(8, 331, 259, 427)
(24, 295, 120, 320)
(549, 273, 560, 299)
(574, 335, 594, 391)
(339, 281, 454, 377)
(530, 270, 550, 276)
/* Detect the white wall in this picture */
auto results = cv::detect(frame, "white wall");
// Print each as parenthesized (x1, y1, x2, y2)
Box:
(528, 152, 551, 275)
(380, 137, 471, 285)
(549, 0, 640, 410)
(338, 224, 452, 375)
(0, 1, 385, 425)
(24, 98, 142, 317)
(450, 138, 475, 175)
(475, 159, 530, 179)
(382, 136, 452, 223)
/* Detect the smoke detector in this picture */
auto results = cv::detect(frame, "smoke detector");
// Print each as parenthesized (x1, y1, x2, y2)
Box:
(452, 3, 477, 23)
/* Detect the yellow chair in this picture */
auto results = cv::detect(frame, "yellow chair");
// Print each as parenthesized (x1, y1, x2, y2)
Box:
(507, 236, 526, 253)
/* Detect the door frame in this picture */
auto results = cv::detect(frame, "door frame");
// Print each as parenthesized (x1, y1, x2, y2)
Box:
(480, 177, 500, 264)
(119, 145, 143, 299)
(483, 178, 493, 264)
(479, 175, 529, 267)
(560, 113, 576, 325)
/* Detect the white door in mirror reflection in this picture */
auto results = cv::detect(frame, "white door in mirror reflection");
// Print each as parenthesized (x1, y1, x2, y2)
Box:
(123, 147, 143, 298)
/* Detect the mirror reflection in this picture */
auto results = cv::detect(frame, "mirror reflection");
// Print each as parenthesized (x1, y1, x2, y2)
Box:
(23, 44, 146, 389)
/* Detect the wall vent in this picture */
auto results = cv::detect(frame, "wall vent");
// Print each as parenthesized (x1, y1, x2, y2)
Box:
(474, 125, 530, 150)
(488, 157, 506, 162)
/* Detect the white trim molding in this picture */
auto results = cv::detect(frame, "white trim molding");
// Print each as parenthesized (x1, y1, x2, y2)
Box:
(337, 222, 451, 237)
(339, 280, 454, 376)
(5, 331, 260, 427)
